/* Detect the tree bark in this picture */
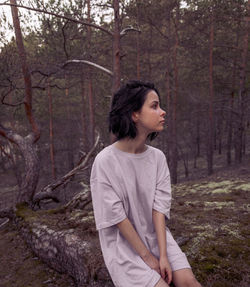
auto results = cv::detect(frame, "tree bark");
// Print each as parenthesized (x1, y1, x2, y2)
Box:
(171, 2, 180, 184)
(15, 204, 113, 286)
(81, 74, 88, 151)
(207, 6, 214, 175)
(0, 125, 39, 204)
(112, 0, 121, 94)
(234, 0, 249, 163)
(10, 0, 40, 142)
(47, 77, 56, 179)
(65, 73, 74, 171)
(87, 0, 95, 147)
(136, 0, 141, 79)
(166, 6, 172, 161)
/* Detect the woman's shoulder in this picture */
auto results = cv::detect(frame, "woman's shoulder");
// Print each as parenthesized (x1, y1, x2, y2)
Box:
(94, 145, 115, 164)
(147, 145, 165, 158)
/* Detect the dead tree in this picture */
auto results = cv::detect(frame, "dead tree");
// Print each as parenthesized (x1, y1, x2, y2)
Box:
(0, 0, 40, 207)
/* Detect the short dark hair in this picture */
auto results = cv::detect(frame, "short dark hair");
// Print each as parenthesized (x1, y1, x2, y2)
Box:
(109, 80, 160, 141)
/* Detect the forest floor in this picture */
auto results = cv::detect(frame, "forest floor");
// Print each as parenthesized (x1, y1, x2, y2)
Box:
(0, 155, 249, 287)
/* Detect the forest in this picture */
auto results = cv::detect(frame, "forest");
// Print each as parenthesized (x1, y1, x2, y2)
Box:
(0, 0, 249, 287)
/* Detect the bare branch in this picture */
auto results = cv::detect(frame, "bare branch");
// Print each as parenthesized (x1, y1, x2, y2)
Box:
(0, 218, 10, 228)
(120, 26, 141, 36)
(0, 2, 113, 36)
(63, 60, 113, 76)
(32, 133, 100, 205)
(0, 123, 21, 144)
(1, 90, 24, 107)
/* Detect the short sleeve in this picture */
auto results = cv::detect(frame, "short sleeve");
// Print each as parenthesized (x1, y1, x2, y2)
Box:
(90, 157, 127, 230)
(153, 152, 172, 219)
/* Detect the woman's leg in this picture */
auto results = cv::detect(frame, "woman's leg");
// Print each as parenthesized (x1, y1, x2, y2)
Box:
(154, 278, 170, 287)
(172, 268, 201, 287)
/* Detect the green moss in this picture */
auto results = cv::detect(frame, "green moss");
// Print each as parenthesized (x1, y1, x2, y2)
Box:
(234, 183, 250, 191)
(211, 188, 231, 194)
(204, 201, 234, 209)
(203, 262, 216, 273)
(15, 203, 38, 222)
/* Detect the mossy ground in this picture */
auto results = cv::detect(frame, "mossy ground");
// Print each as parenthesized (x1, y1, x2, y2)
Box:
(169, 168, 250, 287)
(0, 158, 249, 286)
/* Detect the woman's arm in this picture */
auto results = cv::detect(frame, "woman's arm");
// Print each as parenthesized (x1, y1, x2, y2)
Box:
(117, 217, 160, 273)
(152, 209, 172, 284)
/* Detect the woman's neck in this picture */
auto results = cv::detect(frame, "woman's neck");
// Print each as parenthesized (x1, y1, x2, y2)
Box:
(114, 135, 148, 154)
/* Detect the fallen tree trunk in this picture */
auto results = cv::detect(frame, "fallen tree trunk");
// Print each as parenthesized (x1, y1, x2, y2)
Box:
(15, 199, 113, 287)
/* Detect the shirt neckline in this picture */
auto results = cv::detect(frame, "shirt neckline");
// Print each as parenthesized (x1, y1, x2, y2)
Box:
(111, 143, 152, 158)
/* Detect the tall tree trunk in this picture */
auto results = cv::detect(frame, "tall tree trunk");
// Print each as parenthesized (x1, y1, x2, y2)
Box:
(147, 25, 153, 81)
(65, 73, 74, 171)
(166, 6, 172, 160)
(235, 0, 249, 163)
(227, 14, 240, 165)
(47, 77, 56, 179)
(196, 108, 201, 158)
(112, 0, 121, 94)
(171, 2, 180, 184)
(227, 91, 234, 165)
(81, 73, 88, 152)
(10, 0, 40, 140)
(207, 7, 214, 175)
(136, 0, 140, 79)
(87, 0, 95, 146)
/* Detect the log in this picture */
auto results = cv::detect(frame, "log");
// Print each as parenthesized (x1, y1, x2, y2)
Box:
(15, 202, 114, 287)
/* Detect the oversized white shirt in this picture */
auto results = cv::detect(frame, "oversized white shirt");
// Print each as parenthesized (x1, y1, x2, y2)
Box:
(90, 143, 189, 287)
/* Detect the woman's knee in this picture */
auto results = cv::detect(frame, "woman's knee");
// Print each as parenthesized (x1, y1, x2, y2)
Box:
(172, 268, 201, 287)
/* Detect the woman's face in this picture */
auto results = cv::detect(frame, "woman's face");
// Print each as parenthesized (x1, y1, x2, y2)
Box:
(132, 90, 166, 136)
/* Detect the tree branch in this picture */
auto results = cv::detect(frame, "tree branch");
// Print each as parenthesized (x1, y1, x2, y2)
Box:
(0, 123, 21, 145)
(63, 60, 113, 76)
(1, 89, 24, 107)
(0, 2, 113, 36)
(32, 133, 100, 206)
(120, 26, 141, 37)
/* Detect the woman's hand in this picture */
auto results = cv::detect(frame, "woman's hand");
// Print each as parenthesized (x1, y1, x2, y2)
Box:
(159, 256, 172, 284)
(142, 251, 160, 274)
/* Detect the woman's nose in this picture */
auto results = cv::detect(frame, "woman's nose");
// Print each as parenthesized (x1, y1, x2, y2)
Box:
(161, 108, 166, 117)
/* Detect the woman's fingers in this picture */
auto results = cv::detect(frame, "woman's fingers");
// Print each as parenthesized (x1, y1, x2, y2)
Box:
(166, 268, 172, 285)
(160, 267, 166, 279)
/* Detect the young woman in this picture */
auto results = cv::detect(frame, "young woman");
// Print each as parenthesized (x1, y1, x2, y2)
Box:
(90, 81, 201, 287)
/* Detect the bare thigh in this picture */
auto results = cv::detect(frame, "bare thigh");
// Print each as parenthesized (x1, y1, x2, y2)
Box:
(154, 278, 169, 287)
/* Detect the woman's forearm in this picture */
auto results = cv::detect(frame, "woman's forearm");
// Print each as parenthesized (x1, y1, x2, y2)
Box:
(117, 217, 150, 259)
(152, 209, 167, 258)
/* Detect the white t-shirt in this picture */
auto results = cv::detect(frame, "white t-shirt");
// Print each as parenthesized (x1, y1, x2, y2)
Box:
(90, 143, 190, 287)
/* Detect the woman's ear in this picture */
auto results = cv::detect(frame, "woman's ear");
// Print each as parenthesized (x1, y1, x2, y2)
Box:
(132, 112, 139, 122)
